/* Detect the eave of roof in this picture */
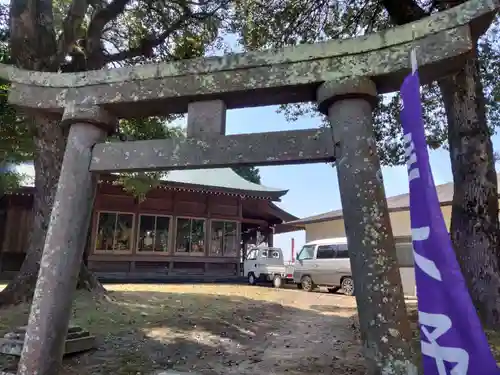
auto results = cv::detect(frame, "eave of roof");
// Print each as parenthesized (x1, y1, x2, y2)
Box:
(268, 202, 298, 222)
(286, 174, 500, 227)
(3, 177, 296, 223)
(161, 168, 288, 199)
(7, 165, 288, 201)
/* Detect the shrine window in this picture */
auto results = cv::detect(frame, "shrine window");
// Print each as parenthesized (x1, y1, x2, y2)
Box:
(94, 211, 134, 253)
(210, 220, 238, 256)
(175, 217, 205, 254)
(137, 214, 171, 253)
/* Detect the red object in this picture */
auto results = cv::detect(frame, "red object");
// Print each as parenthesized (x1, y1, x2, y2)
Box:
(291, 237, 295, 262)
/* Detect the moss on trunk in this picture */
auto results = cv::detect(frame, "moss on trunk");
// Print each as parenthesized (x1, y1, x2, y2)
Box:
(0, 117, 107, 307)
(438, 50, 500, 328)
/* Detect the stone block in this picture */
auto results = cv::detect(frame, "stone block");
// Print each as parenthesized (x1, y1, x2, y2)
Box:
(0, 339, 23, 356)
(4, 328, 90, 342)
(63, 336, 96, 355)
(12, 325, 82, 335)
(0, 326, 95, 357)
(152, 372, 201, 375)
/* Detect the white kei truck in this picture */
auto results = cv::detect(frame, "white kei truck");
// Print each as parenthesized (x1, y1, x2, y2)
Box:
(243, 246, 294, 288)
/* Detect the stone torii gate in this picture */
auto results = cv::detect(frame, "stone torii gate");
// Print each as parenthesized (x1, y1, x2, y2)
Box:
(1, 0, 498, 373)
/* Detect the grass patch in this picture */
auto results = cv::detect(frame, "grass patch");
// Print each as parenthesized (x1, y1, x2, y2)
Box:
(0, 284, 307, 375)
(2, 282, 498, 373)
(486, 329, 500, 363)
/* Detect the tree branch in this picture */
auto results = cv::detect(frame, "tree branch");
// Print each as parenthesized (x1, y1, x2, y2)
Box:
(103, 0, 231, 64)
(103, 17, 188, 63)
(85, 0, 132, 68)
(54, 0, 89, 68)
(381, 0, 428, 25)
(432, 0, 466, 12)
(103, 4, 194, 64)
(87, 0, 131, 40)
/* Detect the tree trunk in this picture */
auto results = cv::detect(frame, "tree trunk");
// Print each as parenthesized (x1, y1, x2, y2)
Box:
(76, 218, 107, 297)
(438, 49, 500, 328)
(382, 0, 500, 329)
(0, 117, 64, 305)
(0, 116, 106, 306)
(3, 0, 107, 307)
(77, 263, 107, 296)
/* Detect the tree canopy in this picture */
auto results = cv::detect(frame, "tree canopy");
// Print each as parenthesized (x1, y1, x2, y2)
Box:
(233, 166, 261, 184)
(232, 0, 500, 165)
(1, 0, 498, 171)
(0, 6, 32, 194)
(0, 0, 261, 194)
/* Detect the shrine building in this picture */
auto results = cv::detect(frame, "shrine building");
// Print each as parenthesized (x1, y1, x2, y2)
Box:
(0, 168, 296, 281)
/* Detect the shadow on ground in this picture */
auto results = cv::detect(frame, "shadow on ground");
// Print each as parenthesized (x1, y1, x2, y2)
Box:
(0, 284, 364, 375)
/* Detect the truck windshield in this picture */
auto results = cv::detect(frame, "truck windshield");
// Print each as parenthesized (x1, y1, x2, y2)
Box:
(297, 245, 315, 260)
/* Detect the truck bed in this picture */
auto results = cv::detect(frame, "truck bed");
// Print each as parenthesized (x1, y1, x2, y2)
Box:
(263, 264, 295, 280)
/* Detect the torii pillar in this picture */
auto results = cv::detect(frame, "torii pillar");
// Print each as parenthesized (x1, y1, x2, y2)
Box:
(17, 106, 117, 375)
(317, 77, 417, 374)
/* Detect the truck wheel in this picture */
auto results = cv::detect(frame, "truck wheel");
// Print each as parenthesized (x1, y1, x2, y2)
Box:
(301, 276, 314, 292)
(341, 277, 355, 296)
(273, 275, 283, 288)
(248, 273, 257, 285)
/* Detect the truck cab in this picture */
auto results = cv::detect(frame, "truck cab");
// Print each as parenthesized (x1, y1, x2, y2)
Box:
(244, 246, 294, 288)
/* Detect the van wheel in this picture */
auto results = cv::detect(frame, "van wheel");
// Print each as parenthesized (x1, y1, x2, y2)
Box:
(296, 283, 303, 290)
(301, 276, 314, 292)
(341, 277, 355, 296)
(248, 273, 257, 285)
(273, 275, 283, 288)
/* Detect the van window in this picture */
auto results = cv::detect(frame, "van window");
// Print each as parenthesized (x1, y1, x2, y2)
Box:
(297, 245, 315, 260)
(247, 249, 257, 260)
(316, 245, 336, 259)
(336, 244, 349, 259)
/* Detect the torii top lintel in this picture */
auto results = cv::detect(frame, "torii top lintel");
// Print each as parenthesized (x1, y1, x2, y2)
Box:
(2, 0, 499, 119)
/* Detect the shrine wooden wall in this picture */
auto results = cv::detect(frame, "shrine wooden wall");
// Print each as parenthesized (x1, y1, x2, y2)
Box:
(0, 183, 272, 280)
(88, 183, 245, 278)
(0, 194, 33, 274)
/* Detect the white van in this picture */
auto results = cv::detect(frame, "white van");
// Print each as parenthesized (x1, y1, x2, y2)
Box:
(243, 246, 294, 288)
(292, 238, 353, 295)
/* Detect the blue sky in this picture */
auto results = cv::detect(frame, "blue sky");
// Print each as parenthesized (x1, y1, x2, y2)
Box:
(225, 105, 485, 259)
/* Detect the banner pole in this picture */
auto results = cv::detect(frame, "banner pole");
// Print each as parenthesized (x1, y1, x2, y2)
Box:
(411, 48, 418, 74)
(411, 25, 418, 74)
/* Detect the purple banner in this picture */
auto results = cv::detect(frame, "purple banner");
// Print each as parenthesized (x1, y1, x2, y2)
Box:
(400, 72, 499, 375)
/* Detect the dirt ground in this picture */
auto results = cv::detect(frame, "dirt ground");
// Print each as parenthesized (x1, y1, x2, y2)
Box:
(0, 283, 365, 375)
